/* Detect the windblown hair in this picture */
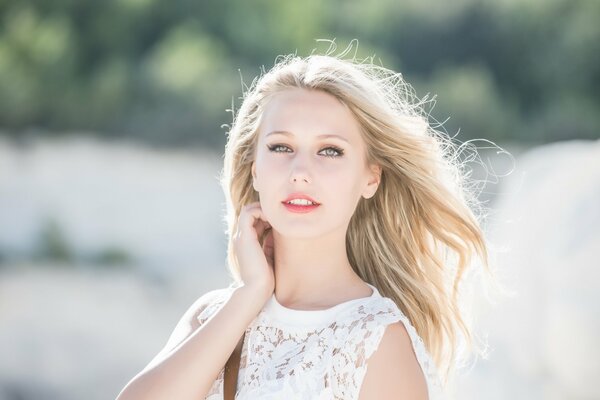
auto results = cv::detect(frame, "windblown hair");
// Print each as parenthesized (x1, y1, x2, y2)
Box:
(219, 41, 500, 387)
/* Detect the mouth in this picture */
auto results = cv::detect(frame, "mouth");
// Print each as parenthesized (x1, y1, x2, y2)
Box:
(281, 201, 321, 213)
(282, 193, 320, 204)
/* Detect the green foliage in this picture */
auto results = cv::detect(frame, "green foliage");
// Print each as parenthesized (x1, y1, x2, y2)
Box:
(32, 215, 133, 268)
(412, 63, 521, 143)
(0, 0, 597, 146)
(35, 216, 73, 263)
(89, 246, 133, 267)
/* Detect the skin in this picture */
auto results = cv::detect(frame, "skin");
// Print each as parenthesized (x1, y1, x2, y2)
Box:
(250, 88, 429, 399)
(116, 88, 426, 400)
(251, 87, 382, 310)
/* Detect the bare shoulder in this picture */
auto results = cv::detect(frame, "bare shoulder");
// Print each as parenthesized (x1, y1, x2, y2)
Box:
(357, 320, 429, 400)
(184, 287, 233, 328)
(140, 286, 233, 373)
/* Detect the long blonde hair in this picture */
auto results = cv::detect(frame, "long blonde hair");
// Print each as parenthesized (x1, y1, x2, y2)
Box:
(219, 41, 501, 386)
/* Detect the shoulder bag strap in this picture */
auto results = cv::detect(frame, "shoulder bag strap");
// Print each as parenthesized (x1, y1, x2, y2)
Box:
(223, 332, 244, 400)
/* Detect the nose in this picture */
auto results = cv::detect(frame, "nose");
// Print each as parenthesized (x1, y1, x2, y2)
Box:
(289, 155, 311, 184)
(292, 176, 309, 183)
(290, 169, 310, 183)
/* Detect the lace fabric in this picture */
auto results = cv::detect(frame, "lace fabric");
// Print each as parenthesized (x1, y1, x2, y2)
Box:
(199, 285, 446, 400)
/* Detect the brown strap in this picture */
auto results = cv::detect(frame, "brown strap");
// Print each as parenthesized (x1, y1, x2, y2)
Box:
(223, 332, 244, 400)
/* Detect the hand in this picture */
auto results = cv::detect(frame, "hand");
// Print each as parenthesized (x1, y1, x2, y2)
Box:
(232, 202, 275, 294)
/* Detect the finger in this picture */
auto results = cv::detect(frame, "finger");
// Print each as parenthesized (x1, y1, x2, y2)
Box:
(241, 207, 270, 237)
(243, 201, 261, 210)
(247, 205, 271, 229)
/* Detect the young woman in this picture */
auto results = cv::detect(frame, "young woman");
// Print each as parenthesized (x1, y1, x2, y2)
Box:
(117, 43, 496, 400)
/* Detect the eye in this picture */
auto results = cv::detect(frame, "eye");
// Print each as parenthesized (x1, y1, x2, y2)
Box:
(266, 144, 344, 158)
(320, 146, 344, 158)
(267, 144, 292, 153)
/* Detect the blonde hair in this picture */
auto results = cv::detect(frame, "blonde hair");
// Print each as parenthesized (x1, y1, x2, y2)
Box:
(219, 40, 502, 387)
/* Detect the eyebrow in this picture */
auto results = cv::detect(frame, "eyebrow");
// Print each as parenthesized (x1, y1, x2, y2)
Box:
(265, 130, 350, 144)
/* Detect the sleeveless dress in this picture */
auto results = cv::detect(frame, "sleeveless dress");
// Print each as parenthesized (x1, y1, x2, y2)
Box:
(200, 283, 446, 400)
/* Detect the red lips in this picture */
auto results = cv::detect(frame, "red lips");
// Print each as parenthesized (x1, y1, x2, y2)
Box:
(282, 192, 320, 204)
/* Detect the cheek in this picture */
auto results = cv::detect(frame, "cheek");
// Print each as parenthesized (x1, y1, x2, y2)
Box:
(327, 166, 360, 189)
(256, 158, 286, 186)
(323, 169, 363, 205)
(254, 158, 288, 206)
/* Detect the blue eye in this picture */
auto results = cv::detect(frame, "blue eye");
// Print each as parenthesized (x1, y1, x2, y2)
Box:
(267, 144, 289, 153)
(267, 144, 344, 158)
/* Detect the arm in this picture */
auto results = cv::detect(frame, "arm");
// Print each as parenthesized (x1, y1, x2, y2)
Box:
(357, 321, 429, 400)
(116, 283, 271, 400)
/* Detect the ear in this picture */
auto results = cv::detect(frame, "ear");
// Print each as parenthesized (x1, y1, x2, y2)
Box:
(362, 163, 381, 199)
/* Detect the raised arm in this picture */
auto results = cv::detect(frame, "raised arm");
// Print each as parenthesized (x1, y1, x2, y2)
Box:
(115, 283, 271, 400)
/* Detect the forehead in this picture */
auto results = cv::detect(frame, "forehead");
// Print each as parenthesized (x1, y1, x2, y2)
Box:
(259, 88, 362, 143)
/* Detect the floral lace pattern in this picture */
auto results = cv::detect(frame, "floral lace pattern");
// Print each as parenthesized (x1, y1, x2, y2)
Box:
(199, 288, 445, 400)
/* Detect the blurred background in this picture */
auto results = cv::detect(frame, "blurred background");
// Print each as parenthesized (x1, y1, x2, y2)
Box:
(0, 0, 598, 399)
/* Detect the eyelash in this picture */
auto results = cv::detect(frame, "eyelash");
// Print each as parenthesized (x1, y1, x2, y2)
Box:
(266, 144, 345, 158)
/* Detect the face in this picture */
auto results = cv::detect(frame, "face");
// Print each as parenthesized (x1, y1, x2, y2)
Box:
(251, 87, 381, 238)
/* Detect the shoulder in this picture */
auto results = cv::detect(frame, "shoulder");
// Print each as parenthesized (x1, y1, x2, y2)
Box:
(165, 287, 229, 344)
(340, 297, 439, 399)
(191, 286, 236, 325)
(140, 286, 235, 373)
(357, 319, 429, 399)
(342, 296, 407, 346)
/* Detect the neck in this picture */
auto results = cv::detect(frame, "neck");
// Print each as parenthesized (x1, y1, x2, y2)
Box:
(270, 228, 370, 309)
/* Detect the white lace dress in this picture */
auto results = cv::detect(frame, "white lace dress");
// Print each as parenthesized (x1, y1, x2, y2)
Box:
(200, 283, 446, 400)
